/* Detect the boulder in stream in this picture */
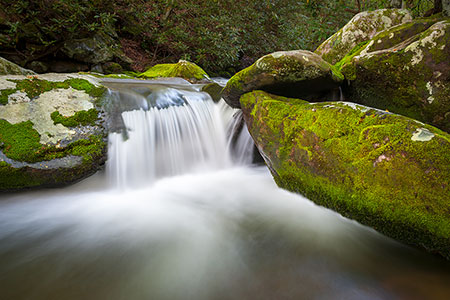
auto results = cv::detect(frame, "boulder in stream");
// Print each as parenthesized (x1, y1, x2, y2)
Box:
(315, 9, 412, 64)
(337, 17, 450, 132)
(240, 90, 450, 259)
(222, 50, 343, 108)
(0, 74, 107, 191)
(139, 60, 210, 83)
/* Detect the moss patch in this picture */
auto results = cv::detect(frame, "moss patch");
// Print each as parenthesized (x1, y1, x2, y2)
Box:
(51, 108, 99, 127)
(139, 60, 209, 82)
(338, 19, 450, 132)
(241, 90, 450, 258)
(0, 119, 105, 163)
(0, 77, 105, 105)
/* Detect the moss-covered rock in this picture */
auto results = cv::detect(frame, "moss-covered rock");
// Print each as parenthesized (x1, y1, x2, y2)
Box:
(139, 60, 210, 83)
(0, 57, 35, 76)
(315, 9, 412, 64)
(222, 50, 344, 108)
(241, 90, 450, 259)
(0, 74, 107, 191)
(201, 82, 223, 102)
(338, 18, 450, 132)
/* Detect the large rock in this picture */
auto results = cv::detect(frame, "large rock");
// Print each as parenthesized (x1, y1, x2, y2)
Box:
(315, 9, 412, 64)
(222, 50, 343, 108)
(338, 18, 450, 132)
(139, 60, 210, 83)
(0, 74, 107, 191)
(241, 90, 450, 259)
(62, 32, 132, 68)
(0, 57, 35, 76)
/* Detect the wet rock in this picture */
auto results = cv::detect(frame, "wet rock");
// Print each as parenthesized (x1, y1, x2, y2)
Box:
(222, 50, 343, 108)
(139, 60, 210, 83)
(0, 74, 107, 191)
(337, 17, 450, 132)
(201, 82, 223, 102)
(315, 9, 412, 64)
(102, 62, 123, 74)
(240, 90, 450, 259)
(0, 56, 35, 75)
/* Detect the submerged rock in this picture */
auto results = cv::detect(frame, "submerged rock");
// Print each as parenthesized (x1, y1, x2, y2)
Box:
(222, 50, 343, 108)
(139, 60, 210, 83)
(241, 90, 450, 259)
(0, 74, 107, 191)
(0, 57, 35, 76)
(338, 17, 450, 132)
(315, 9, 412, 64)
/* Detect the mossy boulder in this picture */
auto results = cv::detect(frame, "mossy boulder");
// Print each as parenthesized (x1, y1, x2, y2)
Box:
(338, 18, 450, 132)
(201, 82, 223, 102)
(0, 57, 35, 76)
(315, 9, 412, 65)
(0, 74, 107, 191)
(139, 60, 210, 83)
(222, 50, 344, 108)
(241, 90, 450, 259)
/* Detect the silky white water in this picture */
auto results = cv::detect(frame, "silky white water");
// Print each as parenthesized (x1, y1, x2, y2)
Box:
(0, 80, 449, 300)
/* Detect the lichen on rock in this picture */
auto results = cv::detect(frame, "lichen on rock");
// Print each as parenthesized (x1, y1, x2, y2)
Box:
(240, 90, 450, 259)
(0, 74, 107, 191)
(315, 9, 412, 64)
(337, 17, 450, 132)
(222, 50, 343, 108)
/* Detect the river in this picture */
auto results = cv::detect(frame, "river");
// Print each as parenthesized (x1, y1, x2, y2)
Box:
(0, 79, 449, 300)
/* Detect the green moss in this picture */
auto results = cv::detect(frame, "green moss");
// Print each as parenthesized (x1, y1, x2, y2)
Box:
(224, 51, 343, 108)
(338, 19, 450, 132)
(0, 77, 106, 105)
(0, 161, 47, 189)
(139, 60, 209, 82)
(0, 119, 45, 162)
(51, 108, 99, 127)
(0, 118, 105, 163)
(0, 88, 17, 105)
(0, 133, 106, 190)
(241, 90, 450, 258)
(335, 40, 370, 79)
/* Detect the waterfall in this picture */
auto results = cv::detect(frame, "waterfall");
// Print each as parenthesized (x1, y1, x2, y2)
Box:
(103, 79, 254, 188)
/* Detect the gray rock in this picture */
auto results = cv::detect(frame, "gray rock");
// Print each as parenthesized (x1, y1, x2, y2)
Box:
(0, 57, 36, 75)
(315, 9, 412, 64)
(0, 74, 107, 191)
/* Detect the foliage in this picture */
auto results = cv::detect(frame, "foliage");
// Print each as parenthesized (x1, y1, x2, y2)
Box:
(0, 0, 439, 75)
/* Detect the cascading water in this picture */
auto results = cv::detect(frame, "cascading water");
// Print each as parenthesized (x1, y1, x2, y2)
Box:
(0, 79, 449, 300)
(104, 80, 242, 188)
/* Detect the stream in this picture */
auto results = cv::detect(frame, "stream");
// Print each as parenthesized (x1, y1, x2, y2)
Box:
(0, 79, 449, 300)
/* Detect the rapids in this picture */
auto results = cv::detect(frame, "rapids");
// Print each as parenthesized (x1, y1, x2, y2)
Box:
(0, 79, 449, 300)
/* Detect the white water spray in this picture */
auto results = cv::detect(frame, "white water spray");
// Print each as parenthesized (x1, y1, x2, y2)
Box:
(104, 80, 253, 188)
